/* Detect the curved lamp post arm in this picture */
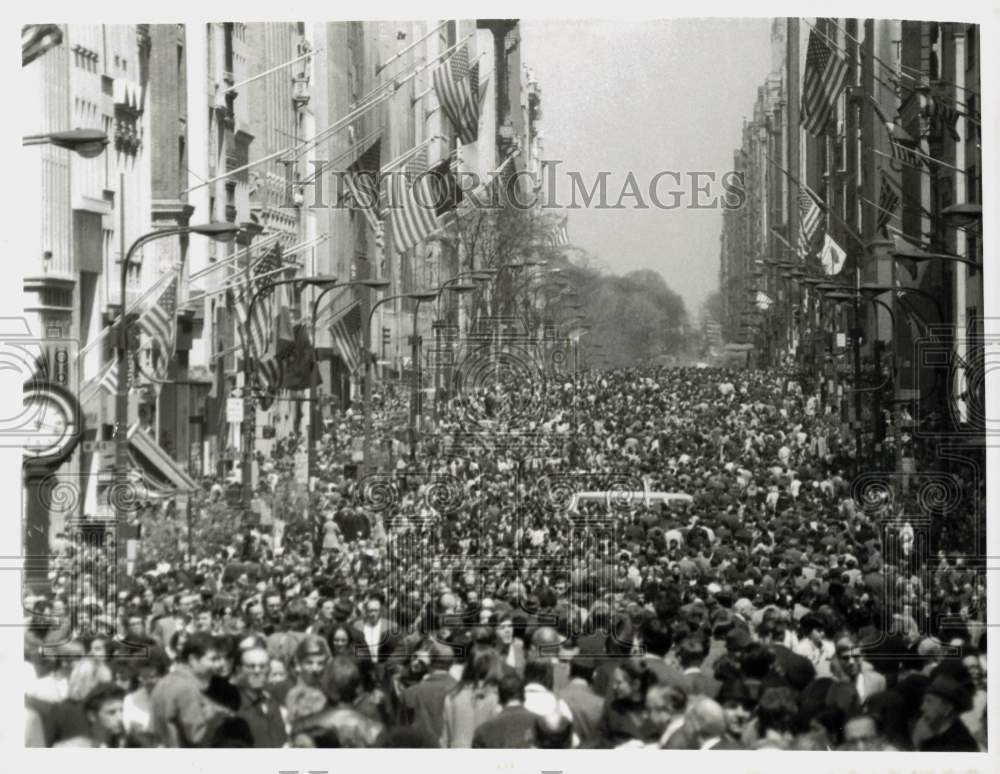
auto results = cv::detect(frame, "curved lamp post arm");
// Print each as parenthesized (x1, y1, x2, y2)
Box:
(846, 296, 894, 394)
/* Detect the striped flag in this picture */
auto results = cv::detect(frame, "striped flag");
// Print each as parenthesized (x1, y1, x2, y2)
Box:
(344, 137, 382, 232)
(918, 92, 961, 142)
(138, 274, 178, 364)
(801, 28, 848, 137)
(798, 186, 822, 257)
(22, 24, 63, 67)
(755, 291, 774, 311)
(432, 46, 479, 144)
(889, 130, 926, 169)
(876, 174, 900, 235)
(548, 218, 569, 248)
(232, 248, 286, 402)
(80, 360, 115, 403)
(330, 301, 363, 374)
(391, 146, 440, 254)
(99, 356, 134, 397)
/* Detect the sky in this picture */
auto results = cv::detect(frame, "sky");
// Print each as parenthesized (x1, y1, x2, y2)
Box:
(520, 18, 774, 317)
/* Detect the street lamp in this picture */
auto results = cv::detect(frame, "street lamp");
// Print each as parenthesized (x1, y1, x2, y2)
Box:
(362, 289, 464, 474)
(23, 128, 109, 158)
(941, 203, 982, 229)
(115, 221, 240, 526)
(306, 276, 390, 484)
(239, 272, 342, 506)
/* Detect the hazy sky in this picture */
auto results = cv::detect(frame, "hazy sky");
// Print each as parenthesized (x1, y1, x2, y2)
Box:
(521, 18, 774, 316)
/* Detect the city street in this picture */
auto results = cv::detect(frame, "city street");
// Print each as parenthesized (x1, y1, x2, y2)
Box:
(18, 16, 989, 754)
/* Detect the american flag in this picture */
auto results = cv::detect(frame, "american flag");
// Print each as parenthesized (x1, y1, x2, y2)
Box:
(98, 356, 135, 397)
(391, 146, 441, 254)
(801, 28, 848, 137)
(889, 130, 925, 169)
(344, 137, 382, 232)
(918, 92, 961, 143)
(432, 46, 479, 144)
(79, 360, 115, 403)
(138, 274, 178, 364)
(330, 301, 363, 374)
(548, 218, 569, 248)
(22, 24, 63, 67)
(798, 186, 822, 257)
(876, 174, 900, 235)
(232, 248, 286, 399)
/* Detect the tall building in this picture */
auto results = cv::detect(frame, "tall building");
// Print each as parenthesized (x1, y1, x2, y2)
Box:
(719, 16, 983, 472)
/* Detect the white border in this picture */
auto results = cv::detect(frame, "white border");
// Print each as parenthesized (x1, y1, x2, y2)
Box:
(4, 3, 998, 774)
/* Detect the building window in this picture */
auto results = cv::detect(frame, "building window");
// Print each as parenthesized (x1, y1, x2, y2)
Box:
(967, 25, 976, 71)
(965, 165, 980, 204)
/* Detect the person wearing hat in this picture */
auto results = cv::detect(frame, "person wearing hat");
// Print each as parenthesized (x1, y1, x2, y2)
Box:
(913, 673, 979, 752)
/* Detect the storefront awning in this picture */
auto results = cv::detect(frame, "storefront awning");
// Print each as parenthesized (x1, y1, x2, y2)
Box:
(127, 424, 198, 494)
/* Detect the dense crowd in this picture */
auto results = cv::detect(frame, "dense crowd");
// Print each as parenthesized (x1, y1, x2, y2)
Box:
(23, 364, 987, 750)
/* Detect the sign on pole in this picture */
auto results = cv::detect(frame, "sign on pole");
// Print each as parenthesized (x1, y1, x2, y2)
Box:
(226, 398, 244, 424)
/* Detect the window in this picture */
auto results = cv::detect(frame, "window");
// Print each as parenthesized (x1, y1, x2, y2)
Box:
(966, 26, 976, 71)
(966, 165, 981, 205)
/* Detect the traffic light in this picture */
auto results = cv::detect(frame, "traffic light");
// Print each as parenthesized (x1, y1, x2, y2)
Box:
(382, 327, 391, 347)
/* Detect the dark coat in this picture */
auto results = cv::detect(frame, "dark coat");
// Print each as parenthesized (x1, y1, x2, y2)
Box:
(919, 720, 980, 752)
(236, 685, 288, 748)
(471, 705, 538, 748)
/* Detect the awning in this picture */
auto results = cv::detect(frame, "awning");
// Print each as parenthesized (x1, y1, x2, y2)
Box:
(127, 424, 199, 494)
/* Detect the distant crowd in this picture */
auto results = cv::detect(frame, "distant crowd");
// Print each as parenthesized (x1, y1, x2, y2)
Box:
(24, 366, 986, 750)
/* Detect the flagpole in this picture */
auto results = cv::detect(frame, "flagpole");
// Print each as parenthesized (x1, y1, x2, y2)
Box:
(765, 153, 867, 252)
(376, 20, 448, 74)
(225, 47, 320, 94)
(870, 146, 965, 174)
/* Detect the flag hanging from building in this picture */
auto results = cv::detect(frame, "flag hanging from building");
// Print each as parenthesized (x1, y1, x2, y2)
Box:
(98, 356, 135, 397)
(798, 186, 822, 257)
(330, 301, 363, 374)
(801, 28, 848, 137)
(755, 291, 774, 311)
(391, 146, 441, 253)
(80, 360, 115, 403)
(918, 92, 961, 143)
(820, 233, 847, 276)
(232, 246, 288, 405)
(432, 46, 479, 144)
(138, 273, 178, 364)
(281, 323, 320, 390)
(876, 174, 900, 235)
(889, 126, 926, 169)
(548, 218, 569, 248)
(22, 24, 63, 67)
(344, 137, 382, 232)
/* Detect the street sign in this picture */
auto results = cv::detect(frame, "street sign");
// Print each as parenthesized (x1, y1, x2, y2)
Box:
(227, 398, 244, 423)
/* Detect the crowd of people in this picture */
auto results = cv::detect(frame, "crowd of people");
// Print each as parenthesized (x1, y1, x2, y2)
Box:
(23, 363, 987, 750)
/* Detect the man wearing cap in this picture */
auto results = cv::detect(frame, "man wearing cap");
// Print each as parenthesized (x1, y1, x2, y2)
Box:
(914, 674, 979, 751)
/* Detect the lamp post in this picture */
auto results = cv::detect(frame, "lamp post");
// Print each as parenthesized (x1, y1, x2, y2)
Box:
(361, 290, 438, 476)
(307, 277, 389, 485)
(240, 273, 337, 509)
(432, 274, 482, 422)
(115, 222, 240, 488)
(23, 128, 109, 157)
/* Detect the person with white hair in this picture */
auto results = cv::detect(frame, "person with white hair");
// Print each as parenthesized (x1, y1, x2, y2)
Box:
(684, 696, 737, 750)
